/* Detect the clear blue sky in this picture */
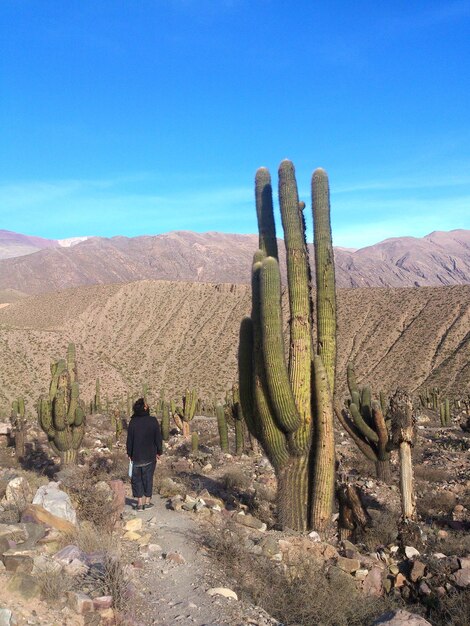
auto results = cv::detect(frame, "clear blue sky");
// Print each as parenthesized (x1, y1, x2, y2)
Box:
(1, 0, 469, 248)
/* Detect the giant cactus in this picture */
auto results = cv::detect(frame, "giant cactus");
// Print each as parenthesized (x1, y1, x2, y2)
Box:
(238, 161, 336, 532)
(176, 389, 198, 437)
(390, 389, 416, 521)
(335, 363, 392, 482)
(216, 403, 229, 452)
(38, 343, 85, 465)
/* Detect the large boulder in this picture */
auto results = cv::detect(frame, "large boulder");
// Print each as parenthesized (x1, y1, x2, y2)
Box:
(32, 482, 77, 525)
(2, 477, 33, 510)
(373, 610, 432, 625)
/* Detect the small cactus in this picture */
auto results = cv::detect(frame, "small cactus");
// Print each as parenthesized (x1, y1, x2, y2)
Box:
(335, 364, 392, 482)
(216, 403, 229, 452)
(10, 396, 26, 460)
(161, 401, 170, 441)
(93, 378, 102, 413)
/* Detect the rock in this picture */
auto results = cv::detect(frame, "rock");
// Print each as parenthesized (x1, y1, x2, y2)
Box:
(0, 523, 28, 543)
(308, 531, 321, 542)
(123, 530, 142, 541)
(0, 423, 11, 436)
(2, 547, 37, 573)
(148, 543, 162, 553)
(389, 564, 399, 576)
(453, 568, 470, 589)
(0, 609, 15, 626)
(259, 536, 280, 558)
(405, 546, 420, 559)
(372, 609, 432, 625)
(53, 544, 86, 564)
(165, 552, 186, 564)
(6, 572, 41, 600)
(125, 518, 142, 532)
(354, 569, 369, 581)
(108, 480, 126, 517)
(64, 557, 88, 576)
(336, 556, 361, 573)
(419, 581, 432, 596)
(394, 573, 407, 588)
(93, 596, 113, 610)
(207, 587, 238, 600)
(433, 553, 447, 559)
(3, 477, 32, 510)
(99, 608, 116, 626)
(235, 513, 267, 532)
(32, 554, 62, 575)
(21, 504, 76, 534)
(67, 591, 95, 614)
(458, 557, 470, 569)
(363, 567, 384, 596)
(32, 482, 77, 525)
(410, 560, 426, 582)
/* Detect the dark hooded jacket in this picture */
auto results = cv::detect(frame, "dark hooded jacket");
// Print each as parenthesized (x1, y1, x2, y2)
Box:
(126, 406, 163, 465)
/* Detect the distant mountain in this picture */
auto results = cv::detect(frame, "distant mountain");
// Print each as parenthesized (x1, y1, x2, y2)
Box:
(0, 229, 89, 260)
(0, 280, 467, 406)
(0, 229, 468, 295)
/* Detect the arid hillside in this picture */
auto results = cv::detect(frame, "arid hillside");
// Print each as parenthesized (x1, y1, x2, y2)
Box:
(0, 229, 469, 295)
(0, 280, 468, 413)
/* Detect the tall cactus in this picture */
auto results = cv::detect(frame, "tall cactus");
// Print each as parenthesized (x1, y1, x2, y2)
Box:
(161, 401, 170, 441)
(38, 343, 85, 465)
(177, 389, 198, 437)
(238, 161, 336, 531)
(231, 384, 245, 455)
(335, 364, 392, 482)
(216, 403, 229, 452)
(93, 378, 102, 413)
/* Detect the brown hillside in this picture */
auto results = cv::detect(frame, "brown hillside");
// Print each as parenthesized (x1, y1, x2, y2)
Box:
(0, 281, 468, 414)
(0, 229, 469, 295)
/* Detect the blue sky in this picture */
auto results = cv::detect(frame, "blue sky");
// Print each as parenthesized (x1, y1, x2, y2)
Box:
(1, 0, 469, 248)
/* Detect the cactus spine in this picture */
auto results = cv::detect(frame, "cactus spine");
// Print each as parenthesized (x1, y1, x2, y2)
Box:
(38, 343, 85, 465)
(238, 161, 336, 531)
(335, 364, 392, 482)
(216, 403, 229, 452)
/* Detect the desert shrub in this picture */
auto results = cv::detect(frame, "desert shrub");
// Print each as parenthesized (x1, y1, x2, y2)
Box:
(83, 554, 129, 611)
(222, 467, 250, 492)
(357, 508, 400, 550)
(58, 522, 117, 555)
(427, 529, 470, 556)
(207, 524, 390, 626)
(428, 588, 470, 626)
(414, 465, 452, 483)
(417, 488, 457, 519)
(36, 566, 72, 601)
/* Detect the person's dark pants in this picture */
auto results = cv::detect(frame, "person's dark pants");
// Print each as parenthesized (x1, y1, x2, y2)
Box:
(131, 461, 156, 498)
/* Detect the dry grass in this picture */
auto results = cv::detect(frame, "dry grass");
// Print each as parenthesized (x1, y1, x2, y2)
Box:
(356, 508, 400, 550)
(428, 588, 470, 626)
(82, 554, 129, 611)
(222, 467, 250, 492)
(58, 522, 117, 555)
(36, 566, 72, 601)
(206, 524, 391, 626)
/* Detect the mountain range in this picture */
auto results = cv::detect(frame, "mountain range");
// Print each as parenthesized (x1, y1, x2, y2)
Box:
(0, 228, 469, 296)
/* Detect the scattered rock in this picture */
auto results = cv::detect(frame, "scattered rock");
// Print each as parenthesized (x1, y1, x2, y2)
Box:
(410, 560, 426, 582)
(453, 568, 470, 589)
(165, 552, 186, 565)
(0, 609, 15, 626)
(235, 513, 267, 532)
(207, 587, 238, 600)
(6, 572, 41, 600)
(3, 477, 32, 510)
(363, 566, 384, 596)
(67, 591, 95, 615)
(336, 556, 361, 573)
(125, 518, 143, 532)
(21, 504, 76, 533)
(405, 546, 420, 559)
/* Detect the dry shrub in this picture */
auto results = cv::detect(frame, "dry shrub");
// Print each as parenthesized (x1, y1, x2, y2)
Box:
(357, 508, 400, 550)
(36, 566, 72, 601)
(414, 464, 451, 483)
(222, 467, 250, 492)
(428, 529, 470, 556)
(428, 588, 470, 626)
(207, 525, 390, 626)
(417, 488, 457, 519)
(58, 522, 117, 555)
(82, 554, 129, 611)
(60, 467, 120, 531)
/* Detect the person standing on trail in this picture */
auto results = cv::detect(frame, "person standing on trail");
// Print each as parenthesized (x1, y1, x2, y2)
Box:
(126, 397, 163, 511)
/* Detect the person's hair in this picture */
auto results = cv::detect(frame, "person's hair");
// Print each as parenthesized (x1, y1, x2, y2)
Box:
(132, 397, 149, 417)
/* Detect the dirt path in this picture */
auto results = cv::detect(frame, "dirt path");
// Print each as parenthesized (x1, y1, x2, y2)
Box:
(122, 492, 276, 626)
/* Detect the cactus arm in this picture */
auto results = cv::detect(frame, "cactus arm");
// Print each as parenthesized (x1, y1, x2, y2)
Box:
(251, 259, 289, 470)
(238, 316, 258, 439)
(334, 403, 378, 462)
(278, 160, 313, 433)
(255, 167, 278, 259)
(347, 363, 359, 397)
(310, 355, 335, 530)
(312, 168, 337, 395)
(372, 401, 389, 455)
(350, 403, 379, 443)
(260, 256, 301, 434)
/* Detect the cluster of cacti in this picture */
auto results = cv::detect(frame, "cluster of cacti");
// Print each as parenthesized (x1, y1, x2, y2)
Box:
(38, 343, 85, 465)
(390, 389, 416, 521)
(110, 408, 123, 440)
(238, 161, 336, 532)
(10, 396, 26, 460)
(419, 386, 441, 410)
(216, 403, 229, 452)
(335, 364, 392, 482)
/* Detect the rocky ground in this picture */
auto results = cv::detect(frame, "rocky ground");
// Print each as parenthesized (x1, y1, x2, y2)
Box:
(0, 408, 469, 626)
